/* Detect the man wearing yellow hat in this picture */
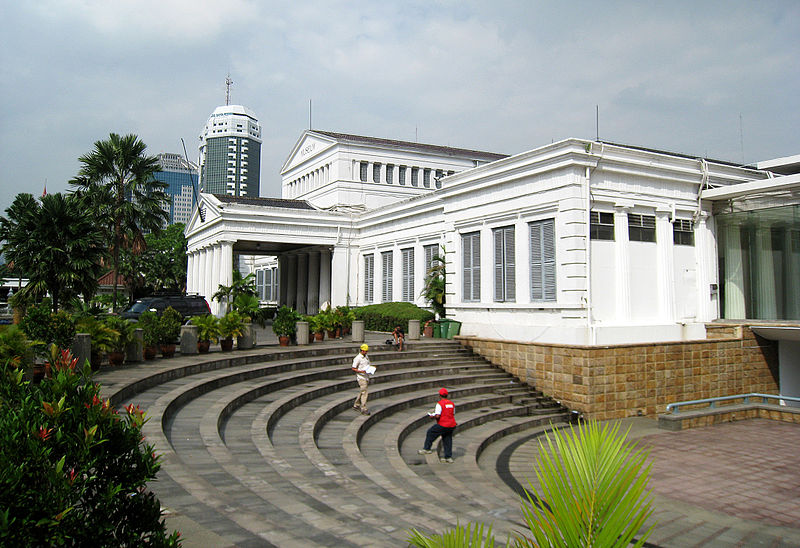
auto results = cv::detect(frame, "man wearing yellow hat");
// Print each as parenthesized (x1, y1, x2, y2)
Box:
(351, 344, 374, 415)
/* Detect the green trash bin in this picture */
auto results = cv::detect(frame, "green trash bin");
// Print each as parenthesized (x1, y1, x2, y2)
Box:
(433, 322, 442, 338)
(445, 320, 461, 339)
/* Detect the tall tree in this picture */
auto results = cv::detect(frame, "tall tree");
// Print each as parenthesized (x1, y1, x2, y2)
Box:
(70, 133, 169, 310)
(0, 193, 106, 311)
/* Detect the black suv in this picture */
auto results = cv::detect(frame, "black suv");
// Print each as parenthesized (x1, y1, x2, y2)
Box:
(121, 295, 211, 321)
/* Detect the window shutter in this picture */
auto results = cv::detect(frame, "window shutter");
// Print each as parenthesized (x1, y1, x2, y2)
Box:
(494, 229, 504, 302)
(542, 219, 556, 301)
(382, 252, 393, 302)
(401, 248, 414, 301)
(462, 233, 480, 301)
(365, 255, 374, 303)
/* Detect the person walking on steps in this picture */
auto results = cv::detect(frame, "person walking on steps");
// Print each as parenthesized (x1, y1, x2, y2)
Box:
(352, 344, 374, 415)
(418, 388, 457, 463)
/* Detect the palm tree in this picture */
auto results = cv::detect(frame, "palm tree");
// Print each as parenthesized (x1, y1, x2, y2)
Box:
(70, 133, 169, 310)
(213, 270, 258, 313)
(0, 193, 106, 311)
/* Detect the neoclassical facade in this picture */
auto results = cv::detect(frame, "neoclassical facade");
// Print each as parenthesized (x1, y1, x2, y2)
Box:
(185, 130, 800, 406)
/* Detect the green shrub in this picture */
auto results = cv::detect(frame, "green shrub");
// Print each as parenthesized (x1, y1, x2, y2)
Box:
(353, 302, 433, 334)
(19, 301, 76, 354)
(0, 325, 32, 369)
(0, 351, 181, 546)
(137, 311, 159, 348)
(158, 307, 182, 344)
(271, 306, 301, 337)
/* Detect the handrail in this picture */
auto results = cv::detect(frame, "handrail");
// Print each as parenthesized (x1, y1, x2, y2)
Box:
(666, 393, 800, 414)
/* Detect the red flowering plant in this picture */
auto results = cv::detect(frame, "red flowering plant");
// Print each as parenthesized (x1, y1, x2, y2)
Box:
(0, 350, 181, 546)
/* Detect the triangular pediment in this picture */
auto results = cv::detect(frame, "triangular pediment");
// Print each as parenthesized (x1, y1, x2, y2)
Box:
(281, 131, 338, 173)
(185, 193, 223, 235)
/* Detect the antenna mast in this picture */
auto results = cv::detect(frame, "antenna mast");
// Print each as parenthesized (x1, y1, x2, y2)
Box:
(225, 74, 234, 105)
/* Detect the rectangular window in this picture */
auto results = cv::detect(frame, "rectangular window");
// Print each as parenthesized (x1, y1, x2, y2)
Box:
(401, 248, 414, 301)
(386, 164, 394, 184)
(628, 213, 656, 242)
(435, 169, 443, 189)
(398, 166, 406, 185)
(424, 243, 440, 271)
(411, 167, 419, 187)
(423, 168, 431, 188)
(382, 251, 393, 302)
(673, 219, 695, 246)
(530, 219, 556, 301)
(373, 163, 381, 183)
(256, 270, 265, 300)
(462, 232, 481, 302)
(590, 211, 615, 240)
(494, 226, 515, 302)
(359, 162, 368, 182)
(364, 254, 374, 303)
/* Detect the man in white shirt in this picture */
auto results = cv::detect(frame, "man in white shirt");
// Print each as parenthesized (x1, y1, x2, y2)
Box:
(352, 344, 373, 415)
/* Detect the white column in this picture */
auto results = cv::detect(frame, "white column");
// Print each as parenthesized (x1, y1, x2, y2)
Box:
(614, 205, 631, 322)
(186, 252, 195, 294)
(220, 240, 234, 300)
(319, 249, 332, 309)
(331, 246, 350, 306)
(296, 253, 308, 314)
(199, 248, 209, 302)
(286, 255, 298, 310)
(278, 255, 289, 306)
(655, 209, 675, 321)
(193, 251, 201, 296)
(755, 223, 776, 319)
(307, 251, 320, 314)
(694, 212, 714, 322)
(210, 244, 221, 316)
(723, 224, 746, 319)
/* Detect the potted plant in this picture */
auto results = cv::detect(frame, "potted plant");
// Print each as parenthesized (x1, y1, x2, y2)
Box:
(137, 310, 159, 360)
(309, 314, 325, 341)
(335, 306, 355, 336)
(190, 314, 219, 353)
(158, 306, 182, 358)
(219, 310, 244, 351)
(74, 316, 118, 371)
(315, 306, 336, 339)
(272, 306, 299, 346)
(421, 251, 447, 319)
(103, 315, 135, 366)
(423, 319, 434, 338)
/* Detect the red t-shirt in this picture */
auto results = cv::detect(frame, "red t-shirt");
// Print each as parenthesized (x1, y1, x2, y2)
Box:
(437, 398, 456, 427)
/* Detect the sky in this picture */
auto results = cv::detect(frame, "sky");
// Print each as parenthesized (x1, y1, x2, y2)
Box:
(1, 1, 799, 216)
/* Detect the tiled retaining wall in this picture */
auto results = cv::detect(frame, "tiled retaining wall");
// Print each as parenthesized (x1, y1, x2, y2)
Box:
(659, 404, 800, 431)
(458, 325, 779, 420)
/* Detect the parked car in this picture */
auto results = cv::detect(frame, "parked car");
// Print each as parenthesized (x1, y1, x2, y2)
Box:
(121, 295, 211, 321)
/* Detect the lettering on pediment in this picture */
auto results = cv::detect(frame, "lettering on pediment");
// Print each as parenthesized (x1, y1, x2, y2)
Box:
(285, 135, 334, 171)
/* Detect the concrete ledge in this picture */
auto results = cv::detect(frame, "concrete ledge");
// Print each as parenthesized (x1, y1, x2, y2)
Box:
(658, 403, 800, 431)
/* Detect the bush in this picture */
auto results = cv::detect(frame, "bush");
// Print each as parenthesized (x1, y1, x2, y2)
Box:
(0, 352, 181, 546)
(157, 307, 182, 344)
(353, 302, 433, 334)
(19, 301, 76, 354)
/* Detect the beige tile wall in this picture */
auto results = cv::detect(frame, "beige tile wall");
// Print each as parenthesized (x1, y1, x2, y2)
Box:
(459, 325, 779, 420)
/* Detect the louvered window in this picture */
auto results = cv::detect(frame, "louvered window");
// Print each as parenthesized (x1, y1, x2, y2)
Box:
(359, 162, 368, 182)
(673, 219, 694, 246)
(398, 166, 406, 185)
(373, 163, 381, 183)
(462, 232, 481, 302)
(386, 164, 394, 184)
(530, 219, 556, 301)
(494, 226, 515, 302)
(382, 251, 393, 302)
(364, 254, 374, 303)
(257, 270, 265, 300)
(424, 244, 440, 271)
(411, 167, 419, 187)
(628, 214, 656, 242)
(401, 248, 414, 301)
(423, 168, 431, 188)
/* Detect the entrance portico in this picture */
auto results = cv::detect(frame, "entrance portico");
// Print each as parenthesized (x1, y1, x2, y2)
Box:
(185, 193, 357, 315)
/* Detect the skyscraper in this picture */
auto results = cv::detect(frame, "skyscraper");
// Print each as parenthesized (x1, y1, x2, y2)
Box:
(198, 105, 262, 197)
(154, 153, 198, 226)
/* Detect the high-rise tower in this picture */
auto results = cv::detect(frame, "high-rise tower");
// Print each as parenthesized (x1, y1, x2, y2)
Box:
(198, 104, 262, 197)
(153, 153, 198, 226)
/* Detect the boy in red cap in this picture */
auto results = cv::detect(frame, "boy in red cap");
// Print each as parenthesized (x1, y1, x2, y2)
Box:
(418, 388, 457, 463)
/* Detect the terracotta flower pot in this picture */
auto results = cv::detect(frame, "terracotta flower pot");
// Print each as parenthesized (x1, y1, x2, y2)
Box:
(197, 340, 211, 353)
(160, 343, 176, 358)
(314, 331, 324, 341)
(144, 346, 158, 360)
(423, 325, 433, 338)
(220, 338, 234, 352)
(108, 351, 125, 366)
(278, 335, 290, 346)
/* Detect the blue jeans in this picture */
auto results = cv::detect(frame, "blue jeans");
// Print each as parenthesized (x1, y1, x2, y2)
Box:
(423, 424, 456, 459)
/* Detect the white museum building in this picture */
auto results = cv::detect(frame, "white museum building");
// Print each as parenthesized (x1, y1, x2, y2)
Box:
(185, 130, 800, 348)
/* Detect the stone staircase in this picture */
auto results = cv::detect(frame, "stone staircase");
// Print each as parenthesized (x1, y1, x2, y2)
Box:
(98, 338, 571, 547)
